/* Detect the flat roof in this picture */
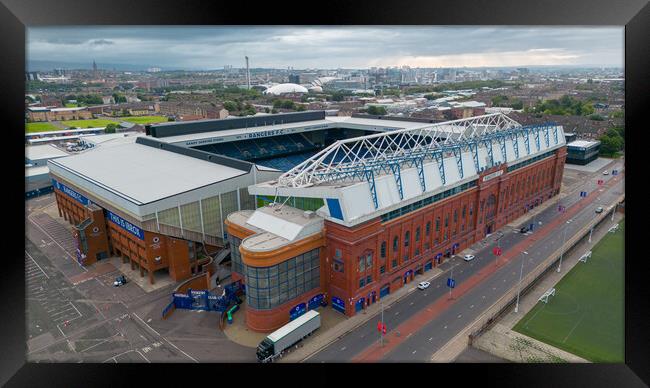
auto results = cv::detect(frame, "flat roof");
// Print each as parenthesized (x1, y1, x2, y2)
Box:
(25, 165, 50, 178)
(48, 137, 248, 205)
(568, 140, 600, 148)
(25, 144, 69, 161)
(26, 127, 106, 137)
(157, 119, 333, 145)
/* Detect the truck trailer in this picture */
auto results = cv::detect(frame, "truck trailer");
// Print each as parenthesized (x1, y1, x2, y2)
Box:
(256, 310, 321, 362)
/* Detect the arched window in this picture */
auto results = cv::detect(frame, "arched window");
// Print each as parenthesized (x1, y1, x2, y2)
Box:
(404, 231, 410, 247)
(426, 221, 431, 235)
(393, 236, 399, 251)
(415, 227, 421, 241)
(380, 241, 387, 258)
(435, 217, 441, 231)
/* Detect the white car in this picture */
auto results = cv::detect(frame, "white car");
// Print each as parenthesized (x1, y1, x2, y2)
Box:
(463, 254, 475, 262)
(603, 171, 609, 175)
(417, 281, 431, 290)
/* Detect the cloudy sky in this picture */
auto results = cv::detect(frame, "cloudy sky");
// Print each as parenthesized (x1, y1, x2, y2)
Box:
(27, 26, 624, 70)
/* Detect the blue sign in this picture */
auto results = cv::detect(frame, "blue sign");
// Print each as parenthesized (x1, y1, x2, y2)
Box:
(580, 191, 587, 198)
(331, 296, 346, 314)
(106, 210, 144, 240)
(289, 303, 307, 320)
(308, 294, 324, 310)
(529, 224, 534, 231)
(447, 278, 456, 288)
(435, 253, 443, 259)
(612, 170, 618, 175)
(51, 178, 90, 206)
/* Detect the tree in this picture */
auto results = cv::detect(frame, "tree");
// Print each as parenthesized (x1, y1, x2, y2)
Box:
(598, 135, 622, 156)
(223, 100, 238, 112)
(367, 105, 387, 115)
(296, 105, 306, 111)
(104, 123, 117, 134)
(589, 114, 605, 121)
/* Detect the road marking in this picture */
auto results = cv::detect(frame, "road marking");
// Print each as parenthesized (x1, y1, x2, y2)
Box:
(25, 251, 49, 279)
(395, 312, 399, 315)
(412, 350, 417, 354)
(341, 346, 346, 351)
(457, 314, 462, 318)
(410, 302, 414, 306)
(470, 305, 474, 309)
(429, 337, 433, 341)
(443, 325, 447, 329)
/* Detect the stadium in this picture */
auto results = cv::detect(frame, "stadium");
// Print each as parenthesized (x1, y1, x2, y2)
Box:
(47, 110, 567, 331)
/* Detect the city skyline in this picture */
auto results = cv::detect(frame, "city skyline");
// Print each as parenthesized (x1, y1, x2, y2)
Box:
(28, 26, 624, 71)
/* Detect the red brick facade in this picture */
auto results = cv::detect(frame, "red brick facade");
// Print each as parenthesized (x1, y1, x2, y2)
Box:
(53, 182, 199, 284)
(325, 147, 566, 316)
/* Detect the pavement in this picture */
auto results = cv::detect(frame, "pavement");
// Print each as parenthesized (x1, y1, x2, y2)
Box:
(25, 193, 254, 363)
(301, 158, 623, 362)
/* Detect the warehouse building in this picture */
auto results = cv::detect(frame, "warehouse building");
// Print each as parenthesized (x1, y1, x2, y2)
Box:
(565, 139, 601, 165)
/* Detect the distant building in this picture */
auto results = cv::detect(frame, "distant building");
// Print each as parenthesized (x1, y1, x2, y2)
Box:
(27, 106, 93, 122)
(288, 74, 300, 84)
(566, 140, 601, 165)
(157, 101, 228, 120)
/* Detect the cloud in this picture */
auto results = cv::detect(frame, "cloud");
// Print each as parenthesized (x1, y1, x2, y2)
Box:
(27, 26, 624, 69)
(89, 39, 114, 46)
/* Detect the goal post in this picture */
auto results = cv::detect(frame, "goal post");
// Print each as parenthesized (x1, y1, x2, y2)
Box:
(538, 288, 556, 304)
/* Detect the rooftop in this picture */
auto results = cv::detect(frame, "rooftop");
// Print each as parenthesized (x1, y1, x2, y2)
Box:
(568, 140, 601, 148)
(25, 144, 69, 162)
(48, 136, 248, 205)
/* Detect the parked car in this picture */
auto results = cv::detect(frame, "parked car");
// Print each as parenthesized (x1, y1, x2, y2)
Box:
(113, 275, 127, 287)
(520, 226, 529, 233)
(417, 281, 431, 290)
(463, 254, 475, 262)
(603, 171, 609, 175)
(595, 206, 604, 213)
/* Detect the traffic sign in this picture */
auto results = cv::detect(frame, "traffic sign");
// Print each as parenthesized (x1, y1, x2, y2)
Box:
(447, 278, 456, 288)
(612, 170, 618, 175)
(382, 324, 387, 335)
(493, 247, 502, 256)
(377, 321, 382, 332)
(597, 180, 604, 185)
(580, 191, 587, 198)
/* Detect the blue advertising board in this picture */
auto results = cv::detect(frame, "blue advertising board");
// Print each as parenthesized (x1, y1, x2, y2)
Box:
(51, 178, 90, 206)
(307, 294, 324, 310)
(447, 278, 456, 288)
(289, 303, 307, 320)
(331, 296, 346, 314)
(106, 210, 144, 240)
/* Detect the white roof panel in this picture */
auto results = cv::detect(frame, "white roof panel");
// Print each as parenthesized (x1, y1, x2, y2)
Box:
(26, 144, 69, 161)
(48, 137, 246, 205)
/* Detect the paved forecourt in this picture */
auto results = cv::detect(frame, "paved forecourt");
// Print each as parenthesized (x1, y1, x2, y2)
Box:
(512, 219, 624, 362)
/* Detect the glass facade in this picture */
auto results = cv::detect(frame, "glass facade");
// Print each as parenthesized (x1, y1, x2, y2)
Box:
(228, 235, 245, 275)
(245, 248, 321, 310)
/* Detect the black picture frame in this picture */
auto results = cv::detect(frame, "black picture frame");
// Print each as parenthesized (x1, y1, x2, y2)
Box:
(4, 0, 648, 386)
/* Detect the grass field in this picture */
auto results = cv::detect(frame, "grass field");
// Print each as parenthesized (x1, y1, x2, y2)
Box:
(25, 122, 61, 133)
(117, 116, 169, 124)
(60, 119, 118, 128)
(513, 219, 624, 362)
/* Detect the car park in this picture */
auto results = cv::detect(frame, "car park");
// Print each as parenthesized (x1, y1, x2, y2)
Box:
(463, 254, 475, 262)
(417, 281, 431, 290)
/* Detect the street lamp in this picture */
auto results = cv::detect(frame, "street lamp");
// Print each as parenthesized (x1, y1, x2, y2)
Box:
(514, 251, 529, 313)
(557, 219, 572, 273)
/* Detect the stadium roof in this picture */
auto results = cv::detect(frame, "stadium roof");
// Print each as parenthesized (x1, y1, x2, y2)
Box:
(25, 144, 69, 162)
(263, 83, 309, 95)
(48, 136, 250, 211)
(249, 113, 566, 227)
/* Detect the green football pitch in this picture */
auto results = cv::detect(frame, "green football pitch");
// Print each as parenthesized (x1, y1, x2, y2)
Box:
(513, 218, 624, 362)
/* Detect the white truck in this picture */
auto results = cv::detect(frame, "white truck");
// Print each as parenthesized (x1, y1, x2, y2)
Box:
(256, 310, 321, 362)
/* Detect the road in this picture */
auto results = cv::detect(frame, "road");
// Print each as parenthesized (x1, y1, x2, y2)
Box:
(308, 159, 624, 362)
